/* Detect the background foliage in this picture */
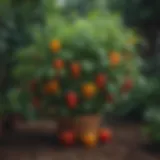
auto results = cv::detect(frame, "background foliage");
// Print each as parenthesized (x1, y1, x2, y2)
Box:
(0, 0, 42, 116)
(0, 0, 42, 92)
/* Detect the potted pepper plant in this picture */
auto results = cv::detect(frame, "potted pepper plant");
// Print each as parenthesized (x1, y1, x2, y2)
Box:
(12, 12, 142, 146)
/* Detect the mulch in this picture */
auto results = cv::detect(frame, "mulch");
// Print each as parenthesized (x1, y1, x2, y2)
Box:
(0, 120, 159, 160)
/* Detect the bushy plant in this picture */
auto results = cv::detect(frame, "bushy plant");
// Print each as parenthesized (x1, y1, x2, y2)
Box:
(10, 10, 142, 119)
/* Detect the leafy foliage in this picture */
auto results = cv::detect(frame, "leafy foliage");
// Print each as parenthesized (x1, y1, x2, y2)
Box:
(142, 56, 160, 143)
(108, 0, 160, 28)
(10, 7, 142, 119)
(0, 0, 42, 91)
(113, 76, 149, 118)
(0, 0, 42, 119)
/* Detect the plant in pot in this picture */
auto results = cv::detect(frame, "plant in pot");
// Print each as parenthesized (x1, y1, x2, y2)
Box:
(12, 11, 142, 146)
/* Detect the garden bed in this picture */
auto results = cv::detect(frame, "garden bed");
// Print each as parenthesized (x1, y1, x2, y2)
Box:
(0, 120, 159, 160)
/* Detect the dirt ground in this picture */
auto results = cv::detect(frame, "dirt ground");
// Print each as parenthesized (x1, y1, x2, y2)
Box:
(0, 120, 159, 160)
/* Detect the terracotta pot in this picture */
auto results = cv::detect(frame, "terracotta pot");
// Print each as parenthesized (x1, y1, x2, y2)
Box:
(56, 117, 74, 133)
(74, 115, 102, 137)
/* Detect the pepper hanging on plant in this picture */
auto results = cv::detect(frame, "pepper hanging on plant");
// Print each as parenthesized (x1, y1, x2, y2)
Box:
(70, 62, 81, 78)
(65, 91, 78, 109)
(81, 82, 97, 99)
(43, 80, 60, 94)
(52, 59, 64, 70)
(96, 73, 107, 89)
(121, 78, 133, 92)
(109, 51, 121, 66)
(50, 40, 61, 53)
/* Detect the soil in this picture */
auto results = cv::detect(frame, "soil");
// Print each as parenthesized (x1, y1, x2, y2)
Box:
(0, 120, 159, 160)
